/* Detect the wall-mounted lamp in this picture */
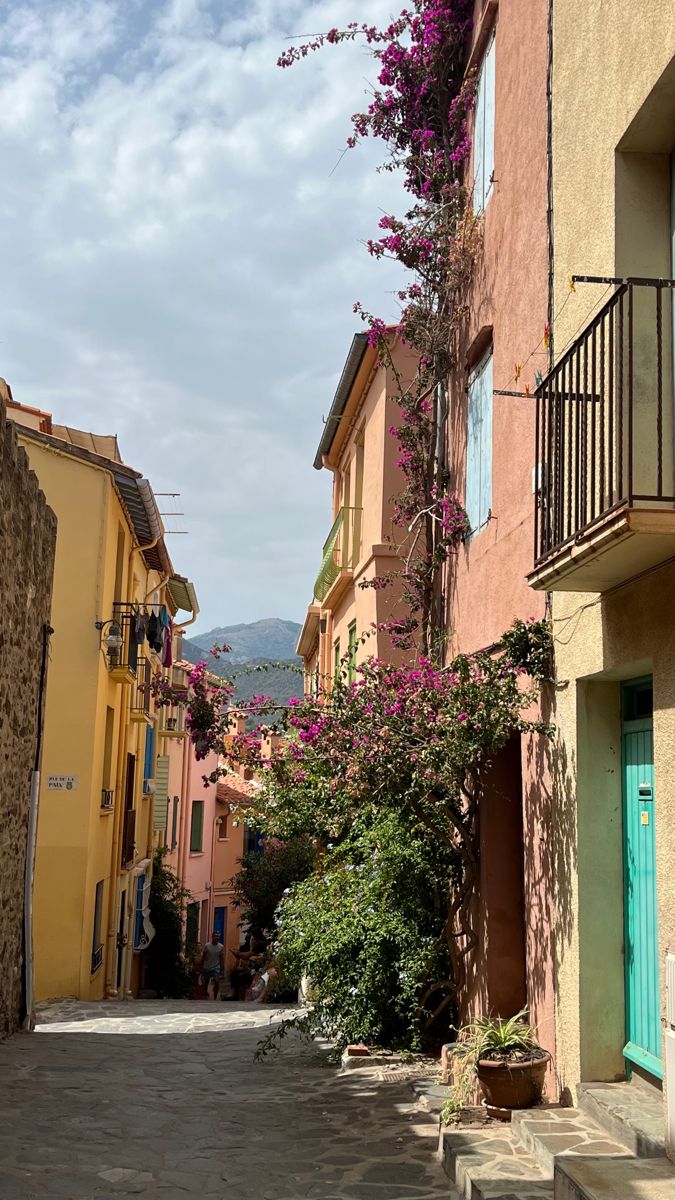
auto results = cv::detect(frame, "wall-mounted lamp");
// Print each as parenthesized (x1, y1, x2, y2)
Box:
(95, 619, 124, 665)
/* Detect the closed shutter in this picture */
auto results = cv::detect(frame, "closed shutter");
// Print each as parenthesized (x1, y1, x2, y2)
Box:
(466, 350, 493, 535)
(190, 800, 204, 852)
(144, 724, 155, 782)
(483, 36, 496, 208)
(153, 755, 170, 832)
(473, 34, 496, 213)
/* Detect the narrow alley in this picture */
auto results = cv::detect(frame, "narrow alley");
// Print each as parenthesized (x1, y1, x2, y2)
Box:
(0, 1002, 447, 1200)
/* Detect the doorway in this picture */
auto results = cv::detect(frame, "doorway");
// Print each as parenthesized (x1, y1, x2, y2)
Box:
(622, 678, 662, 1079)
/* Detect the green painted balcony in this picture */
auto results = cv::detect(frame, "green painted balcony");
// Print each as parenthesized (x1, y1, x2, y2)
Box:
(313, 507, 362, 603)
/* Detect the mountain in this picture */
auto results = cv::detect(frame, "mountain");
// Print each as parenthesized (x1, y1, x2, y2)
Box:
(185, 618, 301, 664)
(181, 619, 304, 717)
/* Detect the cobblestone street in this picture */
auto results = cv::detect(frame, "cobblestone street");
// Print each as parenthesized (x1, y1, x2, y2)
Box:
(0, 1001, 447, 1199)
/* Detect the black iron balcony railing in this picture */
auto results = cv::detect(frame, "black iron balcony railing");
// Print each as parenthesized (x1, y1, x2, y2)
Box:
(121, 807, 136, 868)
(101, 788, 114, 810)
(534, 278, 675, 566)
(130, 657, 153, 722)
(91, 945, 103, 973)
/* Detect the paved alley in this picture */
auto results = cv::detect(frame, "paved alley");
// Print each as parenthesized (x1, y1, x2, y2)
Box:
(0, 1001, 448, 1200)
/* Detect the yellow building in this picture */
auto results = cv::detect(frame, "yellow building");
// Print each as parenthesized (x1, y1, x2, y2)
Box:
(527, 3, 675, 1152)
(8, 400, 198, 1001)
(297, 330, 415, 690)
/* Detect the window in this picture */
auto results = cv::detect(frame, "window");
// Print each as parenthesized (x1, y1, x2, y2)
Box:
(133, 873, 148, 950)
(171, 796, 179, 849)
(217, 812, 229, 840)
(185, 901, 199, 955)
(143, 724, 155, 784)
(465, 349, 493, 535)
(347, 621, 357, 684)
(91, 880, 104, 973)
(333, 638, 341, 681)
(190, 800, 204, 852)
(472, 34, 495, 214)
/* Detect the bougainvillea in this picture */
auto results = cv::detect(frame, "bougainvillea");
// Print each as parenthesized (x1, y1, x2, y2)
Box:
(281, 0, 480, 656)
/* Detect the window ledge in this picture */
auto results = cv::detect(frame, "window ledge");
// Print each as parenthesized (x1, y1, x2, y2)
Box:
(189, 850, 204, 857)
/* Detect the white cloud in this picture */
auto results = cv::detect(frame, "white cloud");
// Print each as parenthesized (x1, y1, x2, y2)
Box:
(0, 0, 405, 629)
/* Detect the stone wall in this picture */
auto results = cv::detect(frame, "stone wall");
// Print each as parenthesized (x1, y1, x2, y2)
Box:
(0, 392, 56, 1038)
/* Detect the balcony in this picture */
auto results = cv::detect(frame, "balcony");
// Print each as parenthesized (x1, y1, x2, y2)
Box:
(313, 507, 362, 604)
(529, 279, 675, 593)
(121, 807, 136, 868)
(104, 605, 139, 684)
(130, 658, 153, 724)
(100, 788, 114, 811)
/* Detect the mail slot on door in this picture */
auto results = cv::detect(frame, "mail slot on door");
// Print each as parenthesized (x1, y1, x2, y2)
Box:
(638, 783, 654, 800)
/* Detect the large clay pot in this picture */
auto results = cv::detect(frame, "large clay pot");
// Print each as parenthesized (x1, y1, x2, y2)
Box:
(476, 1051, 551, 1113)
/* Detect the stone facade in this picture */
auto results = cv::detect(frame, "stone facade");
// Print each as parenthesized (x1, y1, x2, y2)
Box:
(0, 391, 56, 1038)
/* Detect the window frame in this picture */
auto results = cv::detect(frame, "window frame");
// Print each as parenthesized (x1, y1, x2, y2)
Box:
(189, 800, 205, 853)
(465, 347, 494, 537)
(347, 621, 357, 684)
(472, 32, 496, 215)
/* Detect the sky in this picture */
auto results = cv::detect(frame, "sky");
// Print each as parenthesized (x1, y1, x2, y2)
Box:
(0, 0, 406, 634)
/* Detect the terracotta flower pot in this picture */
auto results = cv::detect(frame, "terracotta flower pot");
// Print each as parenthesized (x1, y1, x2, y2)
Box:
(476, 1050, 550, 1114)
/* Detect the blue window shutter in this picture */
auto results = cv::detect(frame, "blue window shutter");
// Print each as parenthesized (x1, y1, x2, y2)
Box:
(483, 36, 496, 207)
(144, 725, 155, 781)
(473, 54, 486, 213)
(466, 351, 493, 535)
(134, 875, 145, 949)
(480, 352, 493, 526)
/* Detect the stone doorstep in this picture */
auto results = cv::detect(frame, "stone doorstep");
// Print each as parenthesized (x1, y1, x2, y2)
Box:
(440, 1125, 553, 1200)
(554, 1156, 675, 1200)
(577, 1082, 667, 1159)
(437, 1103, 671, 1200)
(511, 1109, 633, 1175)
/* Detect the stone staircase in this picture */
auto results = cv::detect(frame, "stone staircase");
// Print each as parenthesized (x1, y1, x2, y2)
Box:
(436, 1082, 674, 1200)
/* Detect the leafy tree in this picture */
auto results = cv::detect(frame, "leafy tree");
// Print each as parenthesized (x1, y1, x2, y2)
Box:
(232, 837, 315, 935)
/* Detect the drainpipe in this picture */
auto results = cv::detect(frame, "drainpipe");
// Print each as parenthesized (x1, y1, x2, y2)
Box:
(22, 622, 53, 1031)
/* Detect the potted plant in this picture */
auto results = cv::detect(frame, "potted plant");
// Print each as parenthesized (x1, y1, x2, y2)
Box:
(452, 1010, 550, 1119)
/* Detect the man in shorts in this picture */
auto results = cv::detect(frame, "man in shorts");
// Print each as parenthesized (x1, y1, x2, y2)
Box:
(201, 931, 224, 1000)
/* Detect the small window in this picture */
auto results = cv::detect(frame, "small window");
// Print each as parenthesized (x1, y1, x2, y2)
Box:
(133, 874, 148, 950)
(143, 724, 155, 784)
(91, 880, 104, 973)
(465, 349, 493, 535)
(171, 796, 179, 850)
(217, 812, 229, 840)
(333, 638, 341, 681)
(347, 621, 357, 684)
(190, 800, 204, 852)
(472, 34, 496, 214)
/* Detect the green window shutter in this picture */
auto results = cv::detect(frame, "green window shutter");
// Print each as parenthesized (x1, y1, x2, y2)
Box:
(153, 755, 170, 832)
(190, 800, 204, 852)
(333, 638, 341, 682)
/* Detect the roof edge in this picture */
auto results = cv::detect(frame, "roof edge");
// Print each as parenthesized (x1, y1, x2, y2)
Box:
(313, 333, 369, 470)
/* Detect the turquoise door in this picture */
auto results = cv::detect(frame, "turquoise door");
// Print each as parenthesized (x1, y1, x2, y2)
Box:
(622, 679, 662, 1079)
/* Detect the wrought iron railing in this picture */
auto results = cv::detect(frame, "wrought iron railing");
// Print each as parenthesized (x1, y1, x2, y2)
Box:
(313, 506, 362, 601)
(101, 788, 114, 810)
(130, 657, 152, 720)
(534, 278, 675, 565)
(91, 945, 103, 973)
(121, 807, 136, 868)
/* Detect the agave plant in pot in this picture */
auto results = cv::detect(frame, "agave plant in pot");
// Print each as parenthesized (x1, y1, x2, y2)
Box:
(452, 1011, 550, 1120)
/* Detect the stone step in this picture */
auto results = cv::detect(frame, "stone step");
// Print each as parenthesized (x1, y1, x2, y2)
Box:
(439, 1125, 554, 1199)
(511, 1108, 632, 1175)
(554, 1155, 675, 1200)
(577, 1081, 666, 1158)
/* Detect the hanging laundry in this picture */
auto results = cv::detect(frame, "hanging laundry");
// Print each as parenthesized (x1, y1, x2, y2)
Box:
(163, 618, 173, 669)
(147, 611, 163, 654)
(132, 611, 148, 645)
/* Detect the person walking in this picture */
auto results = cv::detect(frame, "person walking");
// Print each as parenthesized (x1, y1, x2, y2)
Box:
(201, 932, 224, 1001)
